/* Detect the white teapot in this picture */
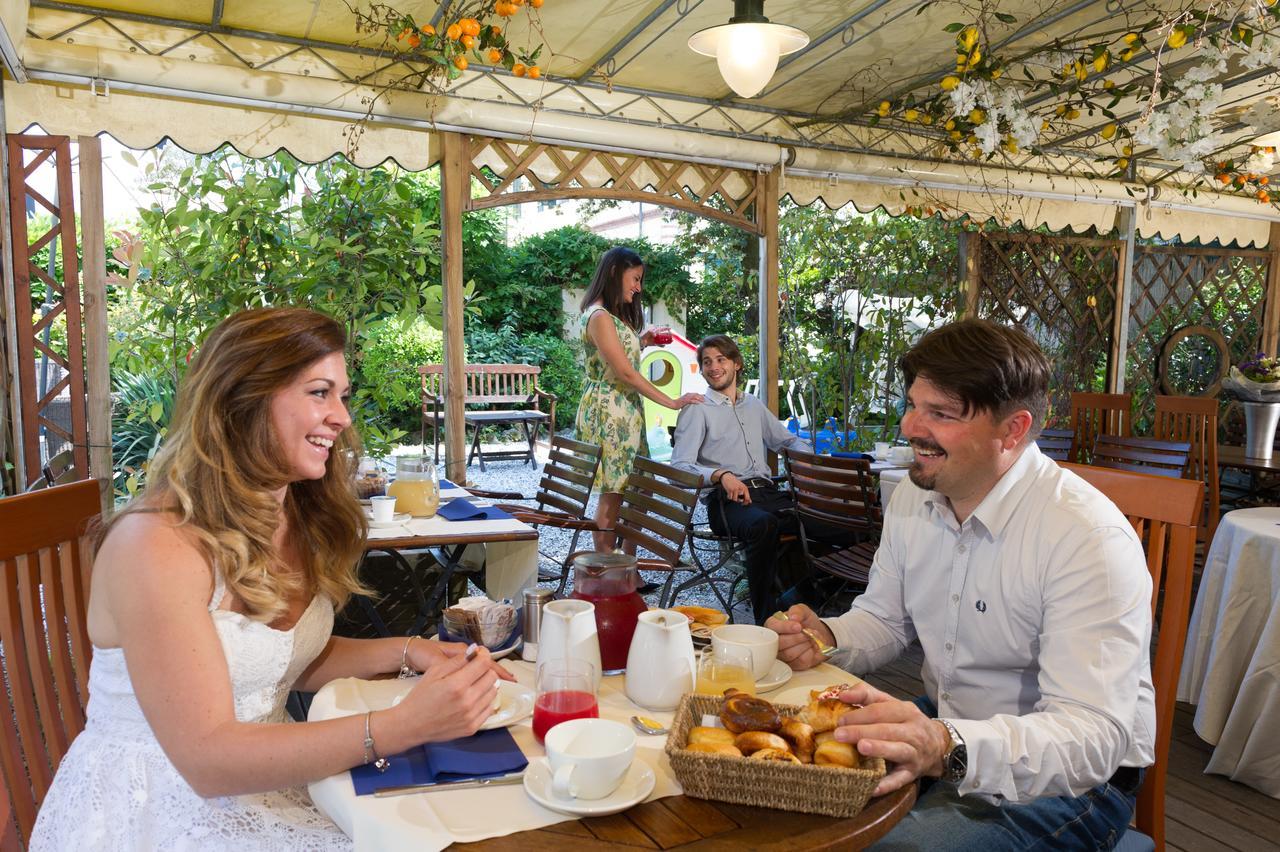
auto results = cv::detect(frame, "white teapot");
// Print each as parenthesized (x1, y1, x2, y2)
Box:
(624, 609, 696, 711)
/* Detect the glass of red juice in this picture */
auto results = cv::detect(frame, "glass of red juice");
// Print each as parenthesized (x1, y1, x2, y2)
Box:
(532, 659, 599, 744)
(651, 326, 673, 345)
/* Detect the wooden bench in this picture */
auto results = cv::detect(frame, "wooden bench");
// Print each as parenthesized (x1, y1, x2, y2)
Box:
(420, 364, 557, 470)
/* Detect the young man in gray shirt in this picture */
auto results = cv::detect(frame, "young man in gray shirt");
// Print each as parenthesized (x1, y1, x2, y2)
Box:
(671, 334, 843, 623)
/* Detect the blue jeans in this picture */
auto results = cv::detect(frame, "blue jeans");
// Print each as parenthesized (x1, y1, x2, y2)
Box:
(871, 697, 1142, 851)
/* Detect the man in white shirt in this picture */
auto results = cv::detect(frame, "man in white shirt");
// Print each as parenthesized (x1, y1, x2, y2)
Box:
(768, 319, 1154, 849)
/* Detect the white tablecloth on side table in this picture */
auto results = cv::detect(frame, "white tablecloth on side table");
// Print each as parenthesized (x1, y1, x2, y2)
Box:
(1177, 507, 1280, 797)
(307, 659, 864, 850)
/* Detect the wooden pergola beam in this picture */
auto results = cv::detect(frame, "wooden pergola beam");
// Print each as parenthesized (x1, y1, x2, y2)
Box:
(439, 132, 468, 484)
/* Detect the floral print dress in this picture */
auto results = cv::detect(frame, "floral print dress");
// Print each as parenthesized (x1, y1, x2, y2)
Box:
(575, 304, 649, 492)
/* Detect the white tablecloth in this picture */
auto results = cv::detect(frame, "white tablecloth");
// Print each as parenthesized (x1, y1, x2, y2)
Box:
(307, 658, 863, 850)
(1177, 507, 1280, 797)
(365, 488, 539, 602)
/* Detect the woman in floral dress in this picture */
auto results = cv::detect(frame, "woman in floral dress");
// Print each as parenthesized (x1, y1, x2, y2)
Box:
(576, 246, 704, 550)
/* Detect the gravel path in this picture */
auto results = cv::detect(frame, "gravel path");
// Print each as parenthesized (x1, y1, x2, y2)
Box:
(415, 437, 755, 621)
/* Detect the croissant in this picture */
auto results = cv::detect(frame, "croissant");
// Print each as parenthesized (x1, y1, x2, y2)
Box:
(778, 718, 815, 764)
(796, 698, 850, 733)
(814, 738, 858, 768)
(721, 692, 782, 734)
(686, 741, 742, 758)
(750, 747, 800, 763)
(734, 731, 790, 755)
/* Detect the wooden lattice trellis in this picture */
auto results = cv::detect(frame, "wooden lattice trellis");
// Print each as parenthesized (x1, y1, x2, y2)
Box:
(1126, 245, 1271, 435)
(464, 137, 763, 234)
(974, 232, 1120, 427)
(6, 134, 88, 489)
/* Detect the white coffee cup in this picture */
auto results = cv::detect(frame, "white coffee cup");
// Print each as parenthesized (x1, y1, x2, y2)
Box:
(873, 441, 891, 459)
(889, 445, 914, 464)
(369, 495, 397, 523)
(546, 718, 635, 800)
(711, 624, 779, 681)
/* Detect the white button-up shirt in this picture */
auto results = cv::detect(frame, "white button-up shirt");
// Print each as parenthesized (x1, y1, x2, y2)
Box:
(823, 444, 1156, 802)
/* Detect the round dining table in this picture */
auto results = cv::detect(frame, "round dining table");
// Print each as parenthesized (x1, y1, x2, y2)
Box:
(1177, 507, 1280, 797)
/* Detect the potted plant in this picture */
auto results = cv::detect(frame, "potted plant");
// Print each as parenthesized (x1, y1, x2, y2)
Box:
(1223, 354, 1280, 459)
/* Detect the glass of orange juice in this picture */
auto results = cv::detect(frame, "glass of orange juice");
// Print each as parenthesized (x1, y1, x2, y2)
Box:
(386, 455, 440, 517)
(694, 645, 755, 696)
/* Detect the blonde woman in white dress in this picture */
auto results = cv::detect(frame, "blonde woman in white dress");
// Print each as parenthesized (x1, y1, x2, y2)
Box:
(32, 307, 511, 850)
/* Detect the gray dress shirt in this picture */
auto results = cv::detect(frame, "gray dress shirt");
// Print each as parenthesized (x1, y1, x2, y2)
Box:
(670, 388, 811, 484)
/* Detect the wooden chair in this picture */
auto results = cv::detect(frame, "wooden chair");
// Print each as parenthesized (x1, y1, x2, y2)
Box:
(782, 449, 882, 611)
(1154, 395, 1220, 543)
(1069, 391, 1132, 463)
(469, 436, 604, 595)
(1091, 434, 1192, 479)
(1035, 427, 1074, 462)
(565, 457, 705, 609)
(1, 479, 103, 848)
(1060, 464, 1201, 852)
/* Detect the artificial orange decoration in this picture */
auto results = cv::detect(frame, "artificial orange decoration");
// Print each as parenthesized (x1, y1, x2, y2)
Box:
(446, 23, 462, 40)
(527, 65, 541, 78)
(462, 18, 481, 36)
(512, 62, 527, 77)
(488, 48, 503, 63)
(421, 23, 435, 36)
(461, 34, 475, 49)
(531, 0, 544, 7)
(453, 55, 468, 70)
(407, 33, 420, 48)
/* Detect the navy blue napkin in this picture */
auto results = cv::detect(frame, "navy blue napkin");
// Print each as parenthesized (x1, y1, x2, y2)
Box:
(350, 727, 527, 795)
(440, 478, 459, 490)
(437, 497, 514, 522)
(831, 451, 876, 461)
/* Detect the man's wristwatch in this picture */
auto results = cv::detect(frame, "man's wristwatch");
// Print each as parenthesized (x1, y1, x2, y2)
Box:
(937, 719, 968, 784)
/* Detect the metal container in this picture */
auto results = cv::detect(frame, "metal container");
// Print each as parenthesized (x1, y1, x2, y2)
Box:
(521, 588, 554, 662)
(1243, 401, 1280, 459)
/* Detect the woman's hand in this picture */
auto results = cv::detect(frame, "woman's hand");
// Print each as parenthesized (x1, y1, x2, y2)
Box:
(408, 638, 516, 682)
(397, 646, 501, 743)
(639, 326, 672, 347)
(670, 392, 705, 409)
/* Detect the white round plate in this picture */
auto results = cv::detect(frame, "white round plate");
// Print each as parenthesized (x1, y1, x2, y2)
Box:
(523, 758, 656, 816)
(755, 659, 794, 693)
(367, 512, 411, 528)
(480, 680, 535, 730)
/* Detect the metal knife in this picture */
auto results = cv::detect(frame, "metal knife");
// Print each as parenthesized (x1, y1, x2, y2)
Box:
(372, 771, 526, 798)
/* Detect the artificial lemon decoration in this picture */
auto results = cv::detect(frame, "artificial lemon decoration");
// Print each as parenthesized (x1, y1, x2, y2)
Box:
(941, 75, 960, 91)
(1101, 124, 1117, 140)
(1167, 29, 1187, 49)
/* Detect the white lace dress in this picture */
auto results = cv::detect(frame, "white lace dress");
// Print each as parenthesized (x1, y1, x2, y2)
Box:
(30, 574, 352, 850)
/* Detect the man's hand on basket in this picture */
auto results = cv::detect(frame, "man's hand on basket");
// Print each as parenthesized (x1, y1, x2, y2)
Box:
(830, 682, 951, 796)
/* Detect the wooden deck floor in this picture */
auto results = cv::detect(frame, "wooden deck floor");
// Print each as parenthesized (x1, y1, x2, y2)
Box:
(860, 644, 1280, 851)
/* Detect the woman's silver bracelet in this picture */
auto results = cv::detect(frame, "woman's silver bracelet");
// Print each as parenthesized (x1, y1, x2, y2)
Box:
(363, 711, 389, 772)
(398, 635, 419, 679)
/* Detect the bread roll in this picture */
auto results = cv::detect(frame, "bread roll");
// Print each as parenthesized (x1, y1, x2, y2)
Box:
(686, 742, 742, 758)
(688, 726, 736, 747)
(734, 731, 790, 755)
(778, 718, 815, 764)
(814, 730, 837, 746)
(750, 747, 800, 763)
(813, 739, 857, 768)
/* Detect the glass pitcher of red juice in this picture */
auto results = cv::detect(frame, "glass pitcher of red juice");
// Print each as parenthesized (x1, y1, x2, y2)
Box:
(570, 552, 647, 675)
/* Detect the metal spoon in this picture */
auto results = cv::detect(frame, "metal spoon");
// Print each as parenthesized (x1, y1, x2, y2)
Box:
(771, 611, 837, 657)
(630, 715, 669, 735)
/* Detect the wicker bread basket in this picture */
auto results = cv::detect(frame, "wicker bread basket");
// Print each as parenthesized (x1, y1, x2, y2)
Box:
(664, 692, 886, 819)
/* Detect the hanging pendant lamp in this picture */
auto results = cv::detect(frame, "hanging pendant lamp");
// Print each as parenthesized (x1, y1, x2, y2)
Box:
(688, 0, 809, 99)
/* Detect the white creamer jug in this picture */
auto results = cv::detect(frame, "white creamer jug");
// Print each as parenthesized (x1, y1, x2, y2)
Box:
(624, 609, 696, 711)
(536, 598, 602, 691)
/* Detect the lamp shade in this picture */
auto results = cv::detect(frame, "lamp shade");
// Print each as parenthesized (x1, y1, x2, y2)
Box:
(689, 21, 808, 98)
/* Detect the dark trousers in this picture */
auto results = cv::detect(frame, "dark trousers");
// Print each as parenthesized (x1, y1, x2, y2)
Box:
(707, 479, 856, 624)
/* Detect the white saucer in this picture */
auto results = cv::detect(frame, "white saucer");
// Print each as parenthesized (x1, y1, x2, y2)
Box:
(368, 512, 411, 528)
(755, 659, 794, 693)
(480, 681, 535, 730)
(523, 758, 656, 816)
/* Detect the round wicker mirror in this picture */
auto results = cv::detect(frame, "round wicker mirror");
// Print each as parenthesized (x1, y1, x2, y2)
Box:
(1157, 325, 1230, 397)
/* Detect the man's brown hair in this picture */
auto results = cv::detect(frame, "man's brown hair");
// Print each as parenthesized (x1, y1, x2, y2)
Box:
(697, 334, 744, 381)
(899, 319, 1050, 439)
